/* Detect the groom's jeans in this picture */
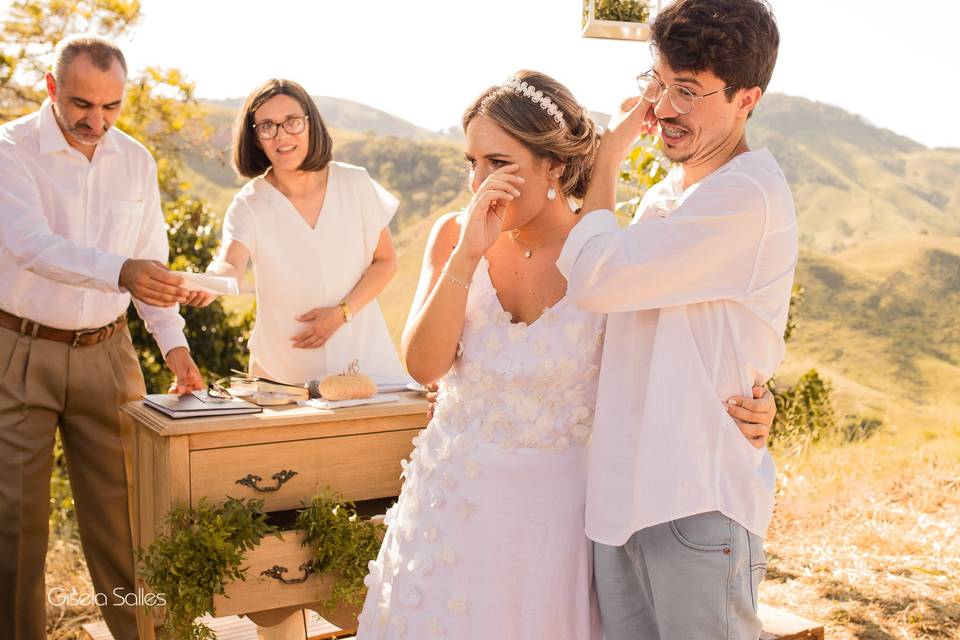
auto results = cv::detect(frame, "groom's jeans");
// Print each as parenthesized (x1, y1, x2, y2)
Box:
(593, 511, 766, 640)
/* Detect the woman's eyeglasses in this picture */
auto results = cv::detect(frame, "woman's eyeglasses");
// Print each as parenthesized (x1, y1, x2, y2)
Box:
(252, 115, 309, 140)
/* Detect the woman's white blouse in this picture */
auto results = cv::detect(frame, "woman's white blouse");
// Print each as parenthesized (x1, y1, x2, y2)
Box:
(221, 161, 404, 384)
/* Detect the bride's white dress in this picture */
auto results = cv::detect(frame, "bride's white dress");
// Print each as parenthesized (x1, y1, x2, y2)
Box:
(356, 257, 605, 640)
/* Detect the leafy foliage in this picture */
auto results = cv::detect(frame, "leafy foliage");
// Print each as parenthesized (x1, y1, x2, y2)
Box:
(0, 0, 141, 120)
(136, 498, 278, 640)
(769, 369, 836, 450)
(138, 494, 384, 638)
(583, 0, 651, 25)
(296, 494, 386, 609)
(616, 139, 669, 219)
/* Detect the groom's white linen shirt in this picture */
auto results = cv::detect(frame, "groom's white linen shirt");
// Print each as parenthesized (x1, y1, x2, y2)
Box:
(0, 100, 188, 355)
(557, 149, 798, 544)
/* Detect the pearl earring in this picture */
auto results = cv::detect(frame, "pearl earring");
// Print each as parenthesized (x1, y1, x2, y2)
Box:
(547, 186, 557, 200)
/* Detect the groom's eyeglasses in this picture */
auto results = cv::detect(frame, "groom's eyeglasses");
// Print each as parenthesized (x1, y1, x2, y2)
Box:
(252, 115, 309, 140)
(636, 72, 734, 115)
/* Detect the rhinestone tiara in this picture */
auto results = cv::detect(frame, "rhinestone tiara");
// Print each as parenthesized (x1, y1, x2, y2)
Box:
(503, 76, 566, 128)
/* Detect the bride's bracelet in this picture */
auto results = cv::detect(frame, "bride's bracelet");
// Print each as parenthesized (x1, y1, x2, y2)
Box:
(441, 268, 471, 290)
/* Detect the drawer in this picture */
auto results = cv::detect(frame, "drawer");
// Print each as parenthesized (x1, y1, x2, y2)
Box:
(190, 429, 418, 511)
(213, 531, 354, 619)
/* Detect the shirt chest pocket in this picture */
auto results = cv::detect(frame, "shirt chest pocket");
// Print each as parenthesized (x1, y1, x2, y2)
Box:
(106, 199, 145, 254)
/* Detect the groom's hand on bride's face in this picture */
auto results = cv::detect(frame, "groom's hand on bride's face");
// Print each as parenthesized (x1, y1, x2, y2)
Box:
(725, 385, 776, 449)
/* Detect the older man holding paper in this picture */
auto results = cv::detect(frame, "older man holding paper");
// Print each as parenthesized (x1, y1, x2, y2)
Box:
(0, 35, 214, 639)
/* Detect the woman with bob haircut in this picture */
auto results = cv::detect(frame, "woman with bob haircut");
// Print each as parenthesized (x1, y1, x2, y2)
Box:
(198, 78, 404, 385)
(355, 70, 775, 639)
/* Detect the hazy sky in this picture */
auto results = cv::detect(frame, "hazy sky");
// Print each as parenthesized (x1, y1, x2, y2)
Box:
(7, 0, 958, 148)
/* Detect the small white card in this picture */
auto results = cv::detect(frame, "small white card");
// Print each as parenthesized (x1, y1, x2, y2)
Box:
(175, 272, 239, 296)
(298, 394, 400, 410)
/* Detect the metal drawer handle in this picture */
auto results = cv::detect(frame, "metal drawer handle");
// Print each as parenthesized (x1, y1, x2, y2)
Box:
(235, 469, 298, 492)
(260, 561, 314, 585)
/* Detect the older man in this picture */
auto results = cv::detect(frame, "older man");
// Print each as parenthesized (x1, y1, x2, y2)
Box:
(0, 35, 204, 639)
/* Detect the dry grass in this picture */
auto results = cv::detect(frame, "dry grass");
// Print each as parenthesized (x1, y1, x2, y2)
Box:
(764, 407, 960, 639)
(45, 535, 100, 639)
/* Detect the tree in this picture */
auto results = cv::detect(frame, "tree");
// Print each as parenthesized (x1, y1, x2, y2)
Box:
(0, 0, 140, 120)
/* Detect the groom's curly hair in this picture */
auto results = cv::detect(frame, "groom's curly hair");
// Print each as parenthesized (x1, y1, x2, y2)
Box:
(652, 0, 779, 105)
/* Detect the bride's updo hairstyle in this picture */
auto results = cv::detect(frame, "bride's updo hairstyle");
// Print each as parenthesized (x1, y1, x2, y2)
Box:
(462, 70, 599, 200)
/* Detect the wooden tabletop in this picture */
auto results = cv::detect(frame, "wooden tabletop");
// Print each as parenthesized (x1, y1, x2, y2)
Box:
(122, 392, 430, 437)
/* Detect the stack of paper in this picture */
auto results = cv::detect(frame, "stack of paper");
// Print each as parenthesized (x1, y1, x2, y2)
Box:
(175, 272, 240, 296)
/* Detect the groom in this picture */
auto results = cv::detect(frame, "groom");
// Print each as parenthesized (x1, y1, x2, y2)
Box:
(557, 0, 796, 638)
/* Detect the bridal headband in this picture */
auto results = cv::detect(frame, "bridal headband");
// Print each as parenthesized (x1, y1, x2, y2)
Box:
(503, 76, 567, 129)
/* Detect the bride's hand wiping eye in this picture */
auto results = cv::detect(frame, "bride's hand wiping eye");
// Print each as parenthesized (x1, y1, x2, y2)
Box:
(457, 164, 524, 260)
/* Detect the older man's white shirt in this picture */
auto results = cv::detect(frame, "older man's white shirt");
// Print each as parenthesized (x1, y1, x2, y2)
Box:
(557, 149, 798, 545)
(0, 100, 187, 355)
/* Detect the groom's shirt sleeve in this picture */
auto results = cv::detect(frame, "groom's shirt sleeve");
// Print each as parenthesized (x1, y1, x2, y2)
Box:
(557, 173, 769, 313)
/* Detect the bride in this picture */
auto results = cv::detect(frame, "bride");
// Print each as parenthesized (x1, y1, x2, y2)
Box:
(355, 70, 774, 639)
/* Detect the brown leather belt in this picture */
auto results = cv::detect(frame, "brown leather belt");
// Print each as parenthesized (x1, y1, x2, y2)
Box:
(0, 308, 127, 348)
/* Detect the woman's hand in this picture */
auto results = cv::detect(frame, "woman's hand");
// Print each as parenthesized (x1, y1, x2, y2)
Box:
(291, 306, 345, 349)
(182, 291, 217, 307)
(725, 385, 777, 449)
(457, 164, 524, 261)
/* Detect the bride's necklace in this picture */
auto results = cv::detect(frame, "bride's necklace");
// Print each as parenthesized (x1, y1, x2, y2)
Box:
(509, 223, 567, 259)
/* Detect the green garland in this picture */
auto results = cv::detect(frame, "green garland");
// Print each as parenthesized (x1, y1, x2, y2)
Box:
(296, 495, 385, 609)
(137, 494, 385, 639)
(137, 497, 277, 639)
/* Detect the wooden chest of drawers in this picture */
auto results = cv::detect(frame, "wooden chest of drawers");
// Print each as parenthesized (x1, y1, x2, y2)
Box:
(122, 393, 429, 638)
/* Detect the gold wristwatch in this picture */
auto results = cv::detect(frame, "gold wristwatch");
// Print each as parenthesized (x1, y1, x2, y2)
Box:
(339, 301, 353, 323)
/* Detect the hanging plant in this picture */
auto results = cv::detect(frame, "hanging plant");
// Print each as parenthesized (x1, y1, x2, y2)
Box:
(582, 0, 651, 26)
(137, 497, 278, 639)
(295, 494, 386, 609)
(582, 0, 656, 41)
(137, 493, 387, 638)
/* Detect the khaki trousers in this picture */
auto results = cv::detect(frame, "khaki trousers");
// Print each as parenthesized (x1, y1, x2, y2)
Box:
(0, 324, 144, 640)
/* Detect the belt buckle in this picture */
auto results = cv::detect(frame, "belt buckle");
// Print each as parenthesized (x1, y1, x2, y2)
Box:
(72, 325, 105, 348)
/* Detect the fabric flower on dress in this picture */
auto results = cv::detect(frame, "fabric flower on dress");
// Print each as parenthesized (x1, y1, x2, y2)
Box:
(463, 459, 482, 479)
(532, 338, 548, 354)
(440, 472, 458, 491)
(407, 552, 434, 577)
(447, 597, 468, 615)
(467, 306, 489, 328)
(484, 334, 502, 355)
(440, 543, 458, 565)
(565, 321, 584, 343)
(456, 499, 475, 519)
(398, 584, 422, 608)
(507, 322, 528, 343)
(389, 615, 408, 635)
